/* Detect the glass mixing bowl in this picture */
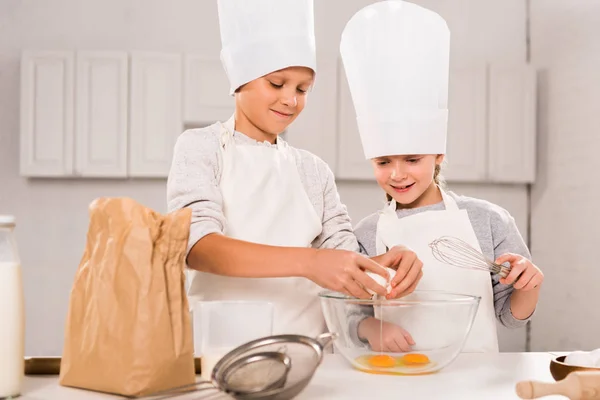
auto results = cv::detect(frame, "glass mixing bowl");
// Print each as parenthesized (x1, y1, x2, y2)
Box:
(319, 290, 480, 375)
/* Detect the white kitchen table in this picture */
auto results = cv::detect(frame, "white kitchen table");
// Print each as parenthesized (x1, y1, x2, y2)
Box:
(20, 352, 566, 400)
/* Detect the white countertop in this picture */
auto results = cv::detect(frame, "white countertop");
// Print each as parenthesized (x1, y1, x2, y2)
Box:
(20, 352, 565, 400)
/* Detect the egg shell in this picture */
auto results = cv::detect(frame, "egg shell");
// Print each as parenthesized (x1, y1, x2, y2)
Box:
(366, 267, 396, 296)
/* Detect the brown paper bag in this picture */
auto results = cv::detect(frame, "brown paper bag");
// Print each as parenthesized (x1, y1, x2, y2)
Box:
(59, 197, 195, 397)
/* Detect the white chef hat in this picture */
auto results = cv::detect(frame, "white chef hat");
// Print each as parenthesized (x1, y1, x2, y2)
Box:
(217, 0, 317, 95)
(340, 0, 450, 159)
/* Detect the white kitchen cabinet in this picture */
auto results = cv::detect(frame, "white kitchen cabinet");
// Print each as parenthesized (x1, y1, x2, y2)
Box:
(335, 62, 537, 184)
(444, 65, 488, 182)
(488, 65, 537, 183)
(20, 51, 75, 177)
(20, 50, 128, 178)
(183, 55, 233, 126)
(129, 52, 182, 177)
(75, 51, 128, 177)
(285, 60, 338, 169)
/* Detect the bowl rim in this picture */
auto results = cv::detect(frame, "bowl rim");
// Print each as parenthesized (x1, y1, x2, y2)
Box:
(318, 289, 481, 305)
(552, 355, 568, 365)
(551, 355, 600, 370)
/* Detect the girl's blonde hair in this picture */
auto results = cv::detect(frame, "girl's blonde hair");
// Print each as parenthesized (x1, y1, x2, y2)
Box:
(385, 162, 445, 202)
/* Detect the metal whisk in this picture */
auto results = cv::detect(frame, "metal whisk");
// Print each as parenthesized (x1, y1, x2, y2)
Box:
(429, 236, 511, 278)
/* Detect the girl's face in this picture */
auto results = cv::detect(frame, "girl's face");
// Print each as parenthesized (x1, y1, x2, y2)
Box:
(235, 66, 314, 139)
(372, 154, 444, 208)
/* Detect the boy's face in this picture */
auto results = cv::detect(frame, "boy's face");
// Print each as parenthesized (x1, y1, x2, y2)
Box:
(371, 154, 444, 206)
(235, 66, 314, 135)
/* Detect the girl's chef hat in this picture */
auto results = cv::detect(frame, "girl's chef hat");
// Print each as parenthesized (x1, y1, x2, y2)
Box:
(218, 0, 317, 95)
(340, 0, 450, 159)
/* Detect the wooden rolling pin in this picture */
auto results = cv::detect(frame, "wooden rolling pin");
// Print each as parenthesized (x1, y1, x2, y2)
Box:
(516, 371, 600, 399)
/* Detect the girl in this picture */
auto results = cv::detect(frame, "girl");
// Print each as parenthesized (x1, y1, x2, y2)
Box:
(340, 0, 543, 352)
(167, 0, 423, 338)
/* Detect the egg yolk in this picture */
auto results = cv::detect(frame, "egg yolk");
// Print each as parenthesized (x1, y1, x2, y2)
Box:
(401, 353, 430, 365)
(367, 355, 396, 368)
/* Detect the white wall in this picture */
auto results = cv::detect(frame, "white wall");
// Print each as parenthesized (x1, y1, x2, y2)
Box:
(0, 0, 531, 356)
(0, 0, 223, 357)
(529, 0, 600, 351)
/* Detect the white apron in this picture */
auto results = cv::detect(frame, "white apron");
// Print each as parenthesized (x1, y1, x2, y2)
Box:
(187, 116, 325, 337)
(375, 189, 499, 353)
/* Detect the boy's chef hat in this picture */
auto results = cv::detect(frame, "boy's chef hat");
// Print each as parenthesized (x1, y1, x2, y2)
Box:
(218, 0, 317, 95)
(340, 0, 450, 159)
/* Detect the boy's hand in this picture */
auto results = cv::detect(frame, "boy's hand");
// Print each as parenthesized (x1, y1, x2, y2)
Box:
(496, 253, 543, 291)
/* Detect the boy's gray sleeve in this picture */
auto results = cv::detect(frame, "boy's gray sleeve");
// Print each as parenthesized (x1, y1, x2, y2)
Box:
(311, 160, 359, 252)
(490, 208, 536, 328)
(167, 129, 226, 257)
(354, 214, 379, 257)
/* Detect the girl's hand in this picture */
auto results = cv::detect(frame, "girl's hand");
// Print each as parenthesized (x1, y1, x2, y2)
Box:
(371, 245, 424, 299)
(358, 317, 415, 352)
(496, 253, 543, 291)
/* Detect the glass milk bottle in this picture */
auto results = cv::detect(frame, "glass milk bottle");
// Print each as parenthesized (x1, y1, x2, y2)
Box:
(0, 215, 25, 399)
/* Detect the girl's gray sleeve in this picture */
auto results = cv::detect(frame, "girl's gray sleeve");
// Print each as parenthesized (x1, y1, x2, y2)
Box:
(310, 159, 371, 345)
(167, 129, 226, 257)
(491, 208, 536, 328)
(346, 216, 378, 348)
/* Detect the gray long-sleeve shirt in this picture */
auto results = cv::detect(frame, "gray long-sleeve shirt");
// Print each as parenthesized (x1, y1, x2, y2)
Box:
(352, 190, 535, 335)
(166, 123, 359, 256)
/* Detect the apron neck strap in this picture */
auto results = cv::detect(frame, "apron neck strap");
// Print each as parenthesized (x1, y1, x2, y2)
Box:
(220, 114, 286, 150)
(440, 188, 459, 211)
(219, 115, 236, 147)
(385, 186, 458, 214)
(224, 114, 235, 133)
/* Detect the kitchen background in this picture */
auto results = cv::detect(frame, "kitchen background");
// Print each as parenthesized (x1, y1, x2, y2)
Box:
(0, 0, 596, 357)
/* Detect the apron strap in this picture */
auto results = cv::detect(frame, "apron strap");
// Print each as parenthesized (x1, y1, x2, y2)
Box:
(219, 115, 236, 148)
(275, 137, 287, 150)
(386, 186, 456, 213)
(375, 187, 457, 255)
(375, 201, 396, 255)
(224, 114, 235, 133)
(440, 188, 459, 211)
(220, 114, 288, 151)
(216, 115, 237, 186)
(375, 214, 389, 256)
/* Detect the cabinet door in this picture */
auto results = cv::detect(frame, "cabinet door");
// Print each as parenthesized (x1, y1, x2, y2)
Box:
(129, 52, 182, 177)
(20, 51, 74, 177)
(75, 51, 128, 177)
(285, 60, 338, 169)
(335, 58, 373, 180)
(444, 66, 488, 182)
(183, 55, 233, 126)
(488, 65, 537, 183)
